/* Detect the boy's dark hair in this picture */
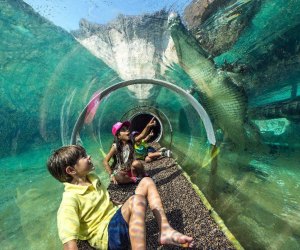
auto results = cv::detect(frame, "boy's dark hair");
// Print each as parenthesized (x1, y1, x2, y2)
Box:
(47, 145, 87, 183)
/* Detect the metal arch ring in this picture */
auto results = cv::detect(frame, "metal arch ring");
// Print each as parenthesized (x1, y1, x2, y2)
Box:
(70, 78, 216, 145)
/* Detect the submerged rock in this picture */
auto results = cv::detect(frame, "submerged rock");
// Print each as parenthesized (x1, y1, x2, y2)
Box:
(214, 0, 300, 70)
(184, 0, 261, 56)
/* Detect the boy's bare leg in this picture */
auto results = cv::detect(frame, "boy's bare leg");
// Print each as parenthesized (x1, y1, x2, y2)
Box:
(145, 156, 152, 162)
(145, 152, 162, 162)
(134, 177, 194, 247)
(136, 178, 194, 247)
(121, 194, 147, 249)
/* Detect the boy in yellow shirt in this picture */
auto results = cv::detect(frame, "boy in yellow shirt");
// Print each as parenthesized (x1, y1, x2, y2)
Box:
(47, 145, 194, 249)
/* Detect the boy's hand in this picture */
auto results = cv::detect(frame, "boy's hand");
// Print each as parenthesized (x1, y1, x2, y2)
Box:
(147, 117, 156, 128)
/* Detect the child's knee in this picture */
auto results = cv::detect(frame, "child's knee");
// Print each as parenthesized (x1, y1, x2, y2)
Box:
(145, 157, 152, 163)
(139, 176, 154, 186)
(131, 194, 147, 208)
(115, 172, 131, 183)
(115, 174, 125, 183)
(132, 160, 143, 168)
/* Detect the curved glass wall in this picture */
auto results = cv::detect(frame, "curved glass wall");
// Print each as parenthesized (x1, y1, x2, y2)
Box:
(1, 0, 300, 249)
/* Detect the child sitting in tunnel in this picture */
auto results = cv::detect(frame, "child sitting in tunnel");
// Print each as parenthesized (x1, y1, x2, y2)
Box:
(47, 145, 194, 249)
(132, 129, 172, 162)
(103, 118, 157, 184)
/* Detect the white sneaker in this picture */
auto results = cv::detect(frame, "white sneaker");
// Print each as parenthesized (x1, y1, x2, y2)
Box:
(162, 150, 172, 157)
(158, 147, 167, 152)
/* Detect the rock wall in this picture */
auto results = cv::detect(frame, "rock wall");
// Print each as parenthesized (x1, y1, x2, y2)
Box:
(184, 0, 261, 56)
(72, 11, 179, 77)
(184, 0, 226, 30)
(72, 11, 178, 99)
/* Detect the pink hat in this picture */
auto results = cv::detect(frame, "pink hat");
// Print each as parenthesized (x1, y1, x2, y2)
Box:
(112, 121, 131, 136)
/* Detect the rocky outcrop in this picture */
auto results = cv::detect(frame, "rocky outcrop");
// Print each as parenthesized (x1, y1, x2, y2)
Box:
(73, 10, 178, 78)
(214, 0, 300, 70)
(184, 0, 260, 56)
(184, 0, 227, 30)
(71, 11, 178, 99)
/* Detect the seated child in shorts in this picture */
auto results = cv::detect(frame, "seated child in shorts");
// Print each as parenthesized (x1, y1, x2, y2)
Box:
(103, 118, 157, 184)
(132, 130, 172, 162)
(47, 145, 194, 249)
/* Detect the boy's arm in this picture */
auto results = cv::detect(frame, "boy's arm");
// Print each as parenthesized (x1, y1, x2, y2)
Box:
(135, 117, 156, 142)
(63, 240, 78, 250)
(144, 130, 154, 143)
(58, 199, 80, 250)
(103, 145, 118, 184)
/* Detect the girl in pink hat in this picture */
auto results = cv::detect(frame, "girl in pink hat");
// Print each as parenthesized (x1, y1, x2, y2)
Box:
(103, 117, 156, 184)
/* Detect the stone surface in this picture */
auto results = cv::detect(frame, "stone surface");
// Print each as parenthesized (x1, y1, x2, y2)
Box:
(214, 0, 300, 69)
(184, 0, 225, 30)
(72, 11, 178, 99)
(184, 0, 260, 56)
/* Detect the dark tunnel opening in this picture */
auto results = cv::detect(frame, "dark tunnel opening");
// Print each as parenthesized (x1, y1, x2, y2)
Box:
(130, 113, 162, 143)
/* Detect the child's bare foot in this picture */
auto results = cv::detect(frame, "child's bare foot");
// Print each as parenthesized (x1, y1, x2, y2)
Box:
(159, 227, 194, 248)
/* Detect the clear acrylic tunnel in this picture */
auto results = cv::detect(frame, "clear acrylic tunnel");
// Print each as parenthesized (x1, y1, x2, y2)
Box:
(1, 0, 300, 249)
(71, 78, 216, 169)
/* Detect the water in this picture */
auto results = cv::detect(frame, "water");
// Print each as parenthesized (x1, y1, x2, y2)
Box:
(1, 0, 300, 249)
(0, 141, 110, 250)
(206, 149, 300, 249)
(175, 134, 300, 249)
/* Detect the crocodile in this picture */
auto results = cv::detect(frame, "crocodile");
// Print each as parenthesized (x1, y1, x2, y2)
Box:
(168, 13, 249, 148)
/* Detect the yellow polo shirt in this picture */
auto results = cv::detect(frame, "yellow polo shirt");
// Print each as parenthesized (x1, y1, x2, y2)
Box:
(57, 173, 118, 249)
